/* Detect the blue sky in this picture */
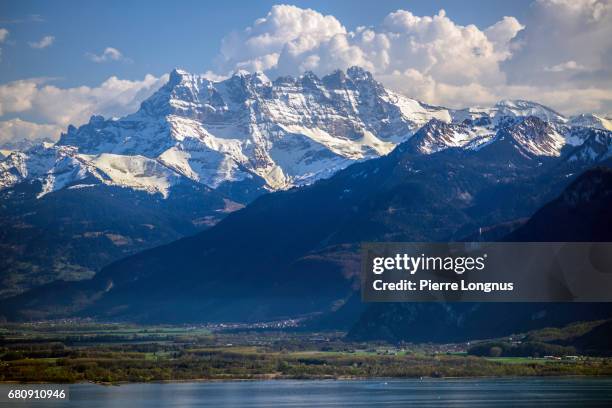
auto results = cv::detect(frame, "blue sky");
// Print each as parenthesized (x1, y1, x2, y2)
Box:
(0, 0, 610, 148)
(1, 0, 533, 86)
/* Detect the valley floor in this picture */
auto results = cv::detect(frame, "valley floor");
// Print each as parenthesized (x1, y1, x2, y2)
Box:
(1, 322, 611, 383)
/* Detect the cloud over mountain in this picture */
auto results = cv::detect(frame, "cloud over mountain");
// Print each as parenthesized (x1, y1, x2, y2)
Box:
(0, 74, 168, 147)
(0, 118, 59, 149)
(215, 2, 612, 116)
(0, 1, 610, 149)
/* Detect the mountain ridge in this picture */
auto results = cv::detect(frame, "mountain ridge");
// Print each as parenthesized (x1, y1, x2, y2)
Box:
(347, 167, 612, 342)
(3, 115, 610, 322)
(1, 67, 611, 300)
(2, 67, 610, 201)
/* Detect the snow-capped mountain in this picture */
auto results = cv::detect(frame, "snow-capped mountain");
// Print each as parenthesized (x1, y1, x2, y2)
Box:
(10, 111, 610, 323)
(0, 67, 449, 198)
(0, 67, 462, 297)
(1, 66, 611, 309)
(569, 113, 612, 131)
(4, 67, 609, 201)
(404, 120, 492, 154)
(567, 128, 612, 163)
(451, 99, 567, 126)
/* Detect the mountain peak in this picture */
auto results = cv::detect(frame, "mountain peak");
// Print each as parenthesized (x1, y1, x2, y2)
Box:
(322, 69, 347, 88)
(514, 115, 548, 128)
(252, 71, 271, 82)
(88, 114, 105, 124)
(170, 67, 189, 76)
(225, 70, 272, 90)
(496, 99, 530, 108)
(403, 119, 482, 154)
(3, 67, 611, 203)
(346, 66, 372, 81)
(570, 113, 612, 131)
(232, 69, 252, 77)
(321, 67, 378, 89)
(494, 99, 566, 124)
(495, 99, 553, 111)
(300, 71, 321, 86)
(495, 115, 566, 157)
(168, 68, 192, 85)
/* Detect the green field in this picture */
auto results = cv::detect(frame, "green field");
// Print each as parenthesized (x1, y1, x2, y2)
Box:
(1, 323, 611, 383)
(486, 357, 557, 364)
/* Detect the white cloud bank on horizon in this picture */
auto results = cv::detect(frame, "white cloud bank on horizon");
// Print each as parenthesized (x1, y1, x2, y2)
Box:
(1, 0, 611, 149)
(0, 74, 168, 148)
(216, 0, 612, 116)
(0, 118, 59, 150)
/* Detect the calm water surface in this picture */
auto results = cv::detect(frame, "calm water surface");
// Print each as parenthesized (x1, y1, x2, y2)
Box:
(2, 378, 612, 407)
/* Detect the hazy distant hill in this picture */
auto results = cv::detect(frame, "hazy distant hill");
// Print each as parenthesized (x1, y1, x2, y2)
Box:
(347, 168, 612, 342)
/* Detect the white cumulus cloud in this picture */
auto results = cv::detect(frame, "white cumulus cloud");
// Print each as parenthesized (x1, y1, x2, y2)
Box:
(2, 1, 611, 150)
(0, 74, 168, 148)
(0, 119, 60, 150)
(544, 60, 588, 73)
(503, 0, 612, 86)
(218, 5, 346, 72)
(86, 47, 129, 63)
(0, 28, 8, 61)
(0, 78, 42, 115)
(212, 2, 612, 115)
(216, 6, 522, 87)
(29, 35, 55, 49)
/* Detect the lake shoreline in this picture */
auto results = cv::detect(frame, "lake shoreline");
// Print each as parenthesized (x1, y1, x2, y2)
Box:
(3, 373, 612, 387)
(6, 376, 612, 407)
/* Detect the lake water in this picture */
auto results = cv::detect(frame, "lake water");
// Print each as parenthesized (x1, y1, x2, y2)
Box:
(2, 378, 612, 407)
